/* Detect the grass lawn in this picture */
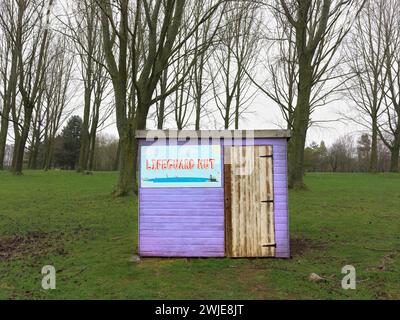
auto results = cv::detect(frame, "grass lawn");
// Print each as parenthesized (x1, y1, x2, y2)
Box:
(0, 170, 399, 300)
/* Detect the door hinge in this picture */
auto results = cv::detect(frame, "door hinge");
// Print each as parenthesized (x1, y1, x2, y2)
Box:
(261, 200, 274, 204)
(260, 155, 273, 159)
(262, 243, 277, 248)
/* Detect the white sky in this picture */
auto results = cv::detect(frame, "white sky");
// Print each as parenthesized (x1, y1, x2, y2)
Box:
(88, 3, 367, 148)
(2, 0, 366, 148)
(98, 92, 365, 147)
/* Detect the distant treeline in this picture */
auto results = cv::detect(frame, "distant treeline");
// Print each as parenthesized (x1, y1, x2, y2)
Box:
(304, 134, 396, 173)
(4, 116, 118, 172)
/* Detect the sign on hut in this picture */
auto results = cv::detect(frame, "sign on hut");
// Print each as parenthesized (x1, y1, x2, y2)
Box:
(136, 130, 291, 258)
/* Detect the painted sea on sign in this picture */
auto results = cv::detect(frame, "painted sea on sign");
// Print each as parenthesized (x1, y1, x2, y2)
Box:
(141, 144, 222, 188)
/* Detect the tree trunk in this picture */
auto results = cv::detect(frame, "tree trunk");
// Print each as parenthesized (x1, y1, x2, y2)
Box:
(0, 110, 10, 170)
(43, 138, 51, 171)
(235, 82, 240, 130)
(29, 109, 41, 170)
(115, 109, 147, 196)
(78, 85, 91, 172)
(288, 54, 312, 189)
(13, 106, 34, 175)
(369, 118, 378, 173)
(113, 141, 120, 171)
(115, 127, 136, 196)
(88, 119, 98, 171)
(88, 137, 96, 171)
(157, 69, 168, 130)
(157, 99, 166, 130)
(0, 49, 18, 170)
(195, 98, 201, 130)
(390, 144, 400, 173)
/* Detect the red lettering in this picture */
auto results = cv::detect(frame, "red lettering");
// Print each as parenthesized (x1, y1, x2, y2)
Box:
(146, 158, 217, 170)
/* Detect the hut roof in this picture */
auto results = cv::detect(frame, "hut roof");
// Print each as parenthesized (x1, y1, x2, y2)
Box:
(135, 130, 291, 140)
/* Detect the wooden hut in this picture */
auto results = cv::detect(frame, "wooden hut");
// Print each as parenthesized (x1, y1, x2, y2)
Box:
(137, 130, 291, 258)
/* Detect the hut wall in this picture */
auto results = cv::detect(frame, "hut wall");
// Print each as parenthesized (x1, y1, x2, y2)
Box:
(138, 138, 290, 258)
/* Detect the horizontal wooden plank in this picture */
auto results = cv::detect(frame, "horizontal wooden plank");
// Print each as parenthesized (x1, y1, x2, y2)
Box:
(140, 251, 225, 257)
(140, 223, 224, 231)
(272, 146, 286, 153)
(139, 188, 223, 195)
(274, 204, 288, 214)
(274, 174, 288, 181)
(275, 225, 289, 232)
(140, 202, 224, 209)
(140, 209, 224, 216)
(140, 244, 221, 252)
(273, 167, 287, 175)
(277, 241, 289, 246)
(140, 238, 224, 245)
(273, 153, 287, 161)
(140, 231, 225, 238)
(140, 216, 224, 223)
(274, 188, 288, 196)
(274, 210, 288, 217)
(275, 252, 290, 258)
(274, 216, 288, 224)
(275, 235, 290, 241)
(140, 195, 224, 203)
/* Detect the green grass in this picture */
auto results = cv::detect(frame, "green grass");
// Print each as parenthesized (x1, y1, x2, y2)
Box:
(0, 171, 399, 300)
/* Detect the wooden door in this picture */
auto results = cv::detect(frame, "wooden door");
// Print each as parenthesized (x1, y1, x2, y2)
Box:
(224, 146, 275, 257)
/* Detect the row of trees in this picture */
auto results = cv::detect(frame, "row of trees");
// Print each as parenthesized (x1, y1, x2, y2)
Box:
(344, 0, 400, 173)
(0, 0, 76, 174)
(304, 134, 394, 173)
(52, 115, 118, 171)
(0, 0, 399, 196)
(3, 114, 119, 171)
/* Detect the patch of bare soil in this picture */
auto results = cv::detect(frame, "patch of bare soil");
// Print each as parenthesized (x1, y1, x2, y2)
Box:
(290, 236, 329, 257)
(0, 231, 67, 261)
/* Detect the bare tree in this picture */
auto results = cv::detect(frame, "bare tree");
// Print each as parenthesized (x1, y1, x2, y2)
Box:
(328, 135, 355, 172)
(97, 0, 224, 196)
(41, 34, 76, 171)
(10, 0, 55, 175)
(210, 1, 261, 129)
(255, 14, 298, 130)
(64, 0, 110, 173)
(192, 0, 215, 130)
(0, 0, 20, 170)
(344, 0, 387, 173)
(379, 0, 400, 172)
(269, 0, 365, 188)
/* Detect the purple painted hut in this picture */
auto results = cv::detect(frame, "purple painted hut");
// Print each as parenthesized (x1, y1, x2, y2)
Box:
(137, 130, 291, 259)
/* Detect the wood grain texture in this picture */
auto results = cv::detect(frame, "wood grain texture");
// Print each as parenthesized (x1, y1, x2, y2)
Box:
(227, 146, 275, 257)
(224, 148, 233, 256)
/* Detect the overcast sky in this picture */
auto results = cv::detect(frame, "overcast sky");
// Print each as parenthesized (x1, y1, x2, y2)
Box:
(98, 92, 364, 147)
(46, 1, 367, 148)
(89, 5, 366, 148)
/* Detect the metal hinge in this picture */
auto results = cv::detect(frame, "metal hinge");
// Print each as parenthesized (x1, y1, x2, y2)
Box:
(262, 243, 277, 248)
(261, 200, 274, 204)
(260, 155, 273, 159)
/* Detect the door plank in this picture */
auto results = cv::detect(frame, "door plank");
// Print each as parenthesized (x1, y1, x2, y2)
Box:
(224, 148, 233, 257)
(227, 145, 275, 258)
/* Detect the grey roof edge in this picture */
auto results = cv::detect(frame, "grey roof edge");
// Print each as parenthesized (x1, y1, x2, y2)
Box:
(135, 130, 291, 140)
